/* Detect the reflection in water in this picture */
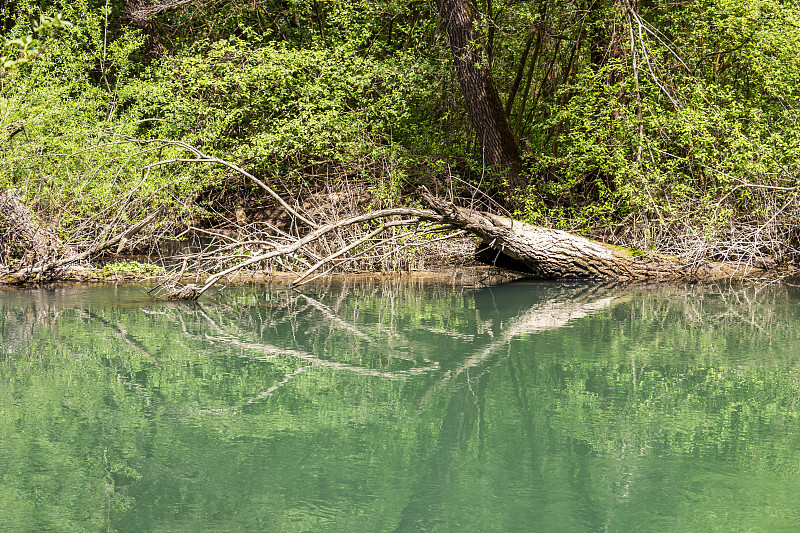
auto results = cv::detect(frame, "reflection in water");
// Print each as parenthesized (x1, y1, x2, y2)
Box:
(1, 281, 800, 532)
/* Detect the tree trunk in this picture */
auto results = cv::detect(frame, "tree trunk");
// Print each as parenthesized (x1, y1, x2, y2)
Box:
(419, 189, 758, 280)
(0, 189, 66, 268)
(435, 0, 524, 189)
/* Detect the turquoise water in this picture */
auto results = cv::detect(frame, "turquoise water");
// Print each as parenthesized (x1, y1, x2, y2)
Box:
(1, 281, 800, 532)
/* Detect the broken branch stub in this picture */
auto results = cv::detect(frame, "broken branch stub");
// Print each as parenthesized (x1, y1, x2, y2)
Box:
(0, 189, 69, 270)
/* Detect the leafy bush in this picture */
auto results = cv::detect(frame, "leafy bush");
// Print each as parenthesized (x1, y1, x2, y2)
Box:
(3, 0, 800, 264)
(514, 0, 800, 258)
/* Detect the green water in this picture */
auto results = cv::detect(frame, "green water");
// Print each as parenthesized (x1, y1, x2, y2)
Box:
(1, 280, 800, 532)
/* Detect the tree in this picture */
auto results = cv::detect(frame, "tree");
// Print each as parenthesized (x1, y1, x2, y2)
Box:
(434, 0, 525, 190)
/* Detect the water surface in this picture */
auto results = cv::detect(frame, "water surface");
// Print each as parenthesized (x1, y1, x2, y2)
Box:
(1, 280, 799, 532)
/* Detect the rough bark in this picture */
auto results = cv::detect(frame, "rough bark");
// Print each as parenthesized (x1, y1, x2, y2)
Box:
(435, 0, 524, 188)
(419, 189, 755, 281)
(0, 190, 162, 281)
(0, 189, 67, 268)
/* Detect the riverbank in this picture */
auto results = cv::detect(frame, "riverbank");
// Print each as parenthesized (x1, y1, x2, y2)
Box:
(4, 258, 798, 297)
(2, 262, 526, 289)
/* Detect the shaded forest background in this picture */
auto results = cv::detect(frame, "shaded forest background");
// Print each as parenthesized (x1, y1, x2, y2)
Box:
(2, 0, 800, 268)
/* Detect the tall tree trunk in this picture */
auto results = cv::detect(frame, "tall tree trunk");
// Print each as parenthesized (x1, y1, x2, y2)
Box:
(506, 0, 549, 128)
(505, 29, 536, 120)
(435, 0, 524, 189)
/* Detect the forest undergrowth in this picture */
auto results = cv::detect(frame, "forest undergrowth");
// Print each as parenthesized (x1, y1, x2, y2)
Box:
(2, 0, 800, 281)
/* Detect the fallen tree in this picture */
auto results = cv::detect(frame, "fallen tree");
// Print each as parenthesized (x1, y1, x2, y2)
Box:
(155, 192, 781, 300)
(0, 139, 788, 296)
(165, 175, 793, 299)
(418, 189, 758, 282)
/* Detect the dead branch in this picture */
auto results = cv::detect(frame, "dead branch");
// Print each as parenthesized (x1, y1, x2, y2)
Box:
(290, 218, 421, 287)
(5, 206, 165, 281)
(161, 207, 443, 299)
(131, 136, 319, 228)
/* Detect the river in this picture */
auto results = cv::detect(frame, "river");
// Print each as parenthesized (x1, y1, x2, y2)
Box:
(1, 280, 799, 532)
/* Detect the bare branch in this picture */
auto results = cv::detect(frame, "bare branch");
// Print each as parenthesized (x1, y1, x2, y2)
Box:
(165, 207, 443, 299)
(290, 218, 421, 287)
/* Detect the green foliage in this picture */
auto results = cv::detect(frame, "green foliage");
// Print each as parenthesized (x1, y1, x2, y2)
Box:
(0, 12, 70, 73)
(3, 0, 800, 260)
(494, 0, 800, 255)
(0, 0, 456, 249)
(0, 1, 205, 244)
(100, 261, 165, 276)
(128, 39, 444, 176)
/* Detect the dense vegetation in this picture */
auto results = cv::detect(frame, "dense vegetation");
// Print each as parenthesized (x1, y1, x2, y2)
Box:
(2, 0, 800, 266)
